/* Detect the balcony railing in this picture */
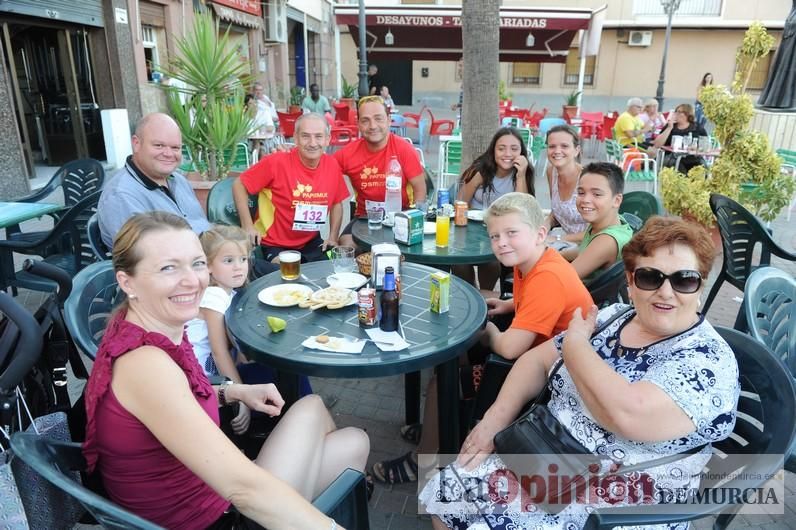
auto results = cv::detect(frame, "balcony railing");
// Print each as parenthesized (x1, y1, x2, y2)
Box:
(633, 0, 723, 17)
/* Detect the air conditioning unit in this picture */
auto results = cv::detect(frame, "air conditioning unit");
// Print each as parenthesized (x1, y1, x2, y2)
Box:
(628, 30, 653, 47)
(265, 0, 287, 43)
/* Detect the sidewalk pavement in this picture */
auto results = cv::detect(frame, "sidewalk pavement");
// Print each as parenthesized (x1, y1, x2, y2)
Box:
(6, 131, 796, 529)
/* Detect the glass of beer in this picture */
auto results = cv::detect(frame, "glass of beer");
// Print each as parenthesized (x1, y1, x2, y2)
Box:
(279, 250, 301, 280)
(436, 212, 450, 248)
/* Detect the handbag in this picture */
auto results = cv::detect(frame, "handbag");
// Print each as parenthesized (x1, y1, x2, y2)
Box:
(0, 439, 28, 530)
(493, 307, 704, 514)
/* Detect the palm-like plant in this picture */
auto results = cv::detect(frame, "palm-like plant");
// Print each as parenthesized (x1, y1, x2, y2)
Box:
(157, 12, 257, 180)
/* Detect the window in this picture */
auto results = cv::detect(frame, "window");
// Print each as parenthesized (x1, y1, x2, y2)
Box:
(563, 50, 595, 86)
(142, 25, 159, 82)
(512, 63, 541, 85)
(741, 50, 774, 91)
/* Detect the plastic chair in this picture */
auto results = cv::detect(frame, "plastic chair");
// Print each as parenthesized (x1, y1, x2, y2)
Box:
(333, 102, 351, 123)
(179, 145, 195, 173)
(538, 117, 567, 137)
(501, 117, 523, 128)
(85, 213, 110, 261)
(584, 326, 796, 530)
(527, 108, 548, 129)
(621, 212, 643, 233)
(276, 111, 302, 138)
(622, 152, 657, 194)
(63, 261, 123, 360)
(329, 127, 354, 147)
(424, 108, 455, 137)
(223, 142, 251, 172)
(205, 178, 257, 227)
(603, 139, 624, 165)
(619, 191, 663, 224)
(585, 260, 629, 308)
(8, 158, 105, 247)
(776, 148, 796, 221)
(704, 193, 796, 326)
(0, 192, 100, 294)
(10, 433, 371, 530)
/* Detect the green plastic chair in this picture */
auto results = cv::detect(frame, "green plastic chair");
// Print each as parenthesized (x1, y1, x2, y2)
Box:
(179, 145, 195, 173)
(10, 433, 371, 530)
(225, 142, 251, 172)
(622, 153, 657, 194)
(205, 178, 257, 226)
(619, 191, 664, 224)
(603, 139, 624, 165)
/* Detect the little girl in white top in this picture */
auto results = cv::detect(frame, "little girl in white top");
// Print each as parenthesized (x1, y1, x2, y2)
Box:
(186, 225, 252, 434)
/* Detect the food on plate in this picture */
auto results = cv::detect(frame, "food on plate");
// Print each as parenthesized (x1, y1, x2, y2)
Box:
(310, 287, 355, 309)
(267, 316, 287, 333)
(272, 286, 310, 305)
(315, 335, 330, 344)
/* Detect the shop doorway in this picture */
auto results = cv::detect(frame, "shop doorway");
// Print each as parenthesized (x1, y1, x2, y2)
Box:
(370, 60, 412, 106)
(2, 21, 105, 171)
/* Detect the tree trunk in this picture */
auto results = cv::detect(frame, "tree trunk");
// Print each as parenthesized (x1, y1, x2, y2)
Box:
(461, 0, 500, 168)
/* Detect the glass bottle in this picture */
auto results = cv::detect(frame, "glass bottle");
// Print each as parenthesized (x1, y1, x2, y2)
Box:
(379, 266, 399, 332)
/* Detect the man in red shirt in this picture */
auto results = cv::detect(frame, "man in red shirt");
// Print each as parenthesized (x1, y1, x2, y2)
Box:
(334, 96, 427, 247)
(233, 113, 349, 263)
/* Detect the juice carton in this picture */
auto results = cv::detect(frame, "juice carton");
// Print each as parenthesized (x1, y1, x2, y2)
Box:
(430, 271, 450, 313)
(393, 209, 425, 246)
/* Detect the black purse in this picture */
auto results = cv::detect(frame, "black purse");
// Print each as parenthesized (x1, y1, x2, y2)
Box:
(492, 307, 704, 514)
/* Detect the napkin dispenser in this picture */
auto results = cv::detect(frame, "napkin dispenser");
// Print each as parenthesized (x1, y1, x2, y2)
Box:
(393, 209, 424, 246)
(371, 243, 401, 289)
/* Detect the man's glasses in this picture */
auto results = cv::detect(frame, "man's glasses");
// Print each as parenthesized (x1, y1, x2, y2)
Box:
(357, 95, 385, 108)
(633, 267, 702, 294)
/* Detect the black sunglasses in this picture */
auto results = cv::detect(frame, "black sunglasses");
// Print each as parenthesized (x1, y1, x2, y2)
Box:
(633, 267, 702, 294)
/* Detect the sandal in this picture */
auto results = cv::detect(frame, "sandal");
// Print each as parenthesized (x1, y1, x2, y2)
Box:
(371, 451, 418, 485)
(400, 423, 422, 445)
(365, 472, 375, 501)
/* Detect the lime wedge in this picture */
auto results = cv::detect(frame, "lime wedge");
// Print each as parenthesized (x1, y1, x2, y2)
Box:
(267, 316, 287, 333)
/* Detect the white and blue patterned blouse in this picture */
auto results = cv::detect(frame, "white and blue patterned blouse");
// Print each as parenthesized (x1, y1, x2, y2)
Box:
(419, 303, 740, 530)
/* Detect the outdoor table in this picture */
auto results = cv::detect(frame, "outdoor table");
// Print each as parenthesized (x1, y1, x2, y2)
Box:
(226, 260, 488, 453)
(0, 201, 61, 231)
(658, 145, 721, 172)
(350, 218, 495, 268)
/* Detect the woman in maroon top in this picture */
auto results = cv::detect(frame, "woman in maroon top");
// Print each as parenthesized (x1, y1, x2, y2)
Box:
(82, 212, 369, 530)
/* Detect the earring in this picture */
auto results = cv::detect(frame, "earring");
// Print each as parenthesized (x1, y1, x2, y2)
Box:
(129, 294, 137, 300)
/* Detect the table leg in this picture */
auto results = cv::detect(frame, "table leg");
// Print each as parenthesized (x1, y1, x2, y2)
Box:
(436, 358, 460, 454)
(404, 371, 421, 426)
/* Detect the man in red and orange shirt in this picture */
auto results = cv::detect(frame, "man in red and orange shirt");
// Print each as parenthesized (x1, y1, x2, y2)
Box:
(233, 113, 349, 263)
(334, 96, 426, 247)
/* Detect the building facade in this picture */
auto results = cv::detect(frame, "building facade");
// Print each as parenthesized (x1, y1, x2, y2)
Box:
(337, 0, 790, 112)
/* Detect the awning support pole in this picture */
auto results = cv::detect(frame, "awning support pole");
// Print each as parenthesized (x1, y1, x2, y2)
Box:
(357, 0, 368, 97)
(335, 24, 342, 98)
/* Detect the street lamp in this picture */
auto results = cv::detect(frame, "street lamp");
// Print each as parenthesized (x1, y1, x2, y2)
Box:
(655, 0, 682, 108)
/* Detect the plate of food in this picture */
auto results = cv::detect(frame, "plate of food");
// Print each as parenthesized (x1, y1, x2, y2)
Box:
(466, 210, 485, 222)
(258, 284, 313, 307)
(423, 221, 436, 235)
(298, 287, 356, 310)
(326, 272, 368, 290)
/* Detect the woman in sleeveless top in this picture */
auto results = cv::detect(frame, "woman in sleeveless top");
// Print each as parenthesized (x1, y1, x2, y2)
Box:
(82, 212, 369, 530)
(544, 125, 587, 242)
(455, 127, 534, 291)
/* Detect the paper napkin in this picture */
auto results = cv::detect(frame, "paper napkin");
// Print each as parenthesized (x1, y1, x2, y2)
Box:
(302, 336, 366, 354)
(365, 328, 410, 351)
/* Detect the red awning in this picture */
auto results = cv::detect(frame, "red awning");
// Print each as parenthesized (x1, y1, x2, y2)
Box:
(334, 5, 598, 62)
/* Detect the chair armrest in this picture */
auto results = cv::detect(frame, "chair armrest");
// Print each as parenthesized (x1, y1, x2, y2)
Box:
(311, 468, 368, 529)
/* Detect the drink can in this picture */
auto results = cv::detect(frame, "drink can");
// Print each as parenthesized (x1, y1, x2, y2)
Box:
(358, 288, 378, 328)
(454, 201, 468, 226)
(437, 189, 450, 209)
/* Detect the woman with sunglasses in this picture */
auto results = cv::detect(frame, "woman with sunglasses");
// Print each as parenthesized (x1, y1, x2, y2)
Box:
(419, 216, 740, 530)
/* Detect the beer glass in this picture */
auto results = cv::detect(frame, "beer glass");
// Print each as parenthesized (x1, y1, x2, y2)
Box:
(279, 250, 301, 280)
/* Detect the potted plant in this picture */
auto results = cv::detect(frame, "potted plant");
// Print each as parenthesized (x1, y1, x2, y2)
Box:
(340, 77, 358, 108)
(498, 80, 513, 107)
(562, 90, 581, 120)
(156, 12, 257, 184)
(288, 86, 304, 113)
(660, 22, 795, 230)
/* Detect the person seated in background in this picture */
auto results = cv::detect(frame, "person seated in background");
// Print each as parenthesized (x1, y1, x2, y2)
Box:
(233, 113, 349, 265)
(420, 216, 739, 529)
(254, 81, 278, 133)
(380, 85, 395, 110)
(639, 98, 666, 143)
(371, 193, 592, 485)
(613, 97, 653, 147)
(651, 103, 709, 173)
(558, 162, 634, 283)
(97, 113, 210, 249)
(453, 127, 534, 291)
(83, 211, 369, 529)
(301, 83, 332, 115)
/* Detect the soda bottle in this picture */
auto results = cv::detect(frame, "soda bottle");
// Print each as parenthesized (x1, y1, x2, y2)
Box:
(379, 266, 399, 332)
(384, 156, 403, 215)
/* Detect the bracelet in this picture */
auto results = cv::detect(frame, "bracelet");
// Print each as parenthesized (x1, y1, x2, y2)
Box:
(218, 382, 232, 407)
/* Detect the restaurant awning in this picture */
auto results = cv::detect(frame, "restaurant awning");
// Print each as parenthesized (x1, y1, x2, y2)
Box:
(334, 5, 600, 62)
